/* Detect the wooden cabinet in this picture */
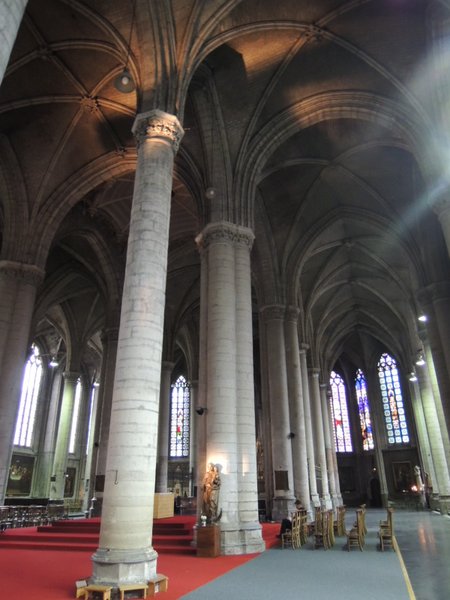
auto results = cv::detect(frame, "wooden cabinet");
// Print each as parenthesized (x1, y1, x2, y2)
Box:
(197, 525, 221, 557)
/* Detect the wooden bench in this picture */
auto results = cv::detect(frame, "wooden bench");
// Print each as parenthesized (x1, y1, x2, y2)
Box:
(118, 583, 148, 600)
(77, 584, 112, 600)
(148, 574, 169, 595)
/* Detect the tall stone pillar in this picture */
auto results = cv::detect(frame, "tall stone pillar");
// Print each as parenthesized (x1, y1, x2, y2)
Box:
(433, 198, 450, 259)
(91, 110, 183, 587)
(310, 370, 331, 508)
(0, 0, 27, 85)
(418, 283, 450, 437)
(260, 305, 295, 521)
(197, 222, 263, 554)
(189, 379, 198, 496)
(155, 361, 174, 493)
(415, 352, 450, 513)
(320, 383, 340, 507)
(284, 307, 310, 514)
(299, 345, 319, 507)
(91, 327, 119, 516)
(49, 372, 80, 501)
(0, 260, 44, 503)
(32, 369, 63, 498)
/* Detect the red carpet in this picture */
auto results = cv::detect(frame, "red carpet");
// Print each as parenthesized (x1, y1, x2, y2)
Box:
(0, 519, 280, 600)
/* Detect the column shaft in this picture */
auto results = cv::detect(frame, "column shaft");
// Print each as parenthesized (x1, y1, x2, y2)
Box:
(91, 110, 183, 586)
(299, 346, 319, 506)
(284, 308, 310, 513)
(310, 370, 331, 508)
(0, 261, 44, 503)
(50, 372, 80, 501)
(0, 0, 27, 85)
(261, 305, 295, 521)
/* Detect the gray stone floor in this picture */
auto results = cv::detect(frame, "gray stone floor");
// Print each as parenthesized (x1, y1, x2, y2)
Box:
(393, 509, 450, 600)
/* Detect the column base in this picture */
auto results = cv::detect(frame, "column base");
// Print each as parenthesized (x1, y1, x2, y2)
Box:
(271, 496, 296, 521)
(90, 547, 158, 588)
(310, 493, 321, 508)
(218, 521, 265, 555)
(436, 495, 450, 515)
(320, 494, 332, 510)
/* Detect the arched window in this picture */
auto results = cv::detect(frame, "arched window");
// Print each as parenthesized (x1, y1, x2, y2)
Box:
(169, 375, 190, 458)
(329, 370, 353, 453)
(355, 369, 374, 451)
(68, 379, 82, 454)
(377, 353, 410, 444)
(14, 344, 43, 447)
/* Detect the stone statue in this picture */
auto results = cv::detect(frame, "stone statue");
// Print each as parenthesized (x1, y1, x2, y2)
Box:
(201, 463, 222, 523)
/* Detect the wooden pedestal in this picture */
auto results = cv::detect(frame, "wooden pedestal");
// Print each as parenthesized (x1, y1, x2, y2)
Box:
(196, 525, 221, 557)
(153, 493, 174, 519)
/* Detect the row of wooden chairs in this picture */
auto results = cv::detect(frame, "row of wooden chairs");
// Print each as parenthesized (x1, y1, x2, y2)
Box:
(281, 509, 309, 549)
(346, 507, 366, 551)
(0, 504, 65, 531)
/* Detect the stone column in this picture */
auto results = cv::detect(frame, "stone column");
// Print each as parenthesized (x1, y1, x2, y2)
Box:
(155, 361, 174, 493)
(91, 327, 119, 516)
(32, 369, 63, 498)
(0, 0, 27, 85)
(197, 222, 263, 554)
(284, 307, 310, 514)
(0, 260, 44, 503)
(433, 198, 450, 259)
(320, 383, 340, 507)
(234, 227, 262, 549)
(418, 283, 450, 437)
(415, 353, 450, 513)
(260, 305, 295, 521)
(189, 379, 198, 496)
(299, 345, 319, 507)
(49, 372, 80, 501)
(310, 370, 331, 509)
(83, 381, 100, 515)
(91, 110, 183, 587)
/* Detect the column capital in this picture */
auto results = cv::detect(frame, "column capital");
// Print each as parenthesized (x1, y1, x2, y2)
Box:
(0, 260, 45, 287)
(432, 194, 450, 219)
(418, 281, 450, 305)
(299, 342, 309, 352)
(161, 360, 175, 373)
(285, 305, 300, 323)
(62, 371, 80, 384)
(309, 367, 320, 378)
(260, 304, 285, 322)
(132, 109, 184, 152)
(196, 221, 255, 251)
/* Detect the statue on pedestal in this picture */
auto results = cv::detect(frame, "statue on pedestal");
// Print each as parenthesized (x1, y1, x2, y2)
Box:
(201, 463, 222, 523)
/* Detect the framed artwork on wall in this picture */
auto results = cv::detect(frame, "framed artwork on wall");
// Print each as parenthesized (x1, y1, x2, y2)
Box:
(392, 461, 413, 493)
(6, 454, 34, 496)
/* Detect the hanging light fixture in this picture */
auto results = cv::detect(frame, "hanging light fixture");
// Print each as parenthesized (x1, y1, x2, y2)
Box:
(49, 356, 59, 368)
(415, 351, 425, 367)
(114, 0, 136, 93)
(417, 314, 427, 322)
(408, 371, 418, 382)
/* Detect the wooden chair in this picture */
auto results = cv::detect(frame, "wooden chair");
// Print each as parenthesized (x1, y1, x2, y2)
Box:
(379, 508, 395, 551)
(334, 505, 346, 537)
(346, 509, 365, 551)
(281, 511, 300, 549)
(314, 510, 331, 550)
(299, 511, 309, 546)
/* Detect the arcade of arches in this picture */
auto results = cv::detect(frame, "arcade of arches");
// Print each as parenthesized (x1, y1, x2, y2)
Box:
(1, 0, 450, 590)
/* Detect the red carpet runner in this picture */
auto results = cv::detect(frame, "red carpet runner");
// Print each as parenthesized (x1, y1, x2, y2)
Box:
(0, 517, 280, 599)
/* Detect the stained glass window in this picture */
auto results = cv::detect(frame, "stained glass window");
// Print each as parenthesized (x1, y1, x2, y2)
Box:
(355, 369, 374, 451)
(329, 370, 353, 453)
(14, 344, 43, 447)
(377, 353, 410, 444)
(170, 375, 190, 458)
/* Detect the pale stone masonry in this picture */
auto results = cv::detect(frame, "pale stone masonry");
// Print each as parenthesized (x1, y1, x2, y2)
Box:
(91, 110, 183, 586)
(197, 222, 264, 554)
